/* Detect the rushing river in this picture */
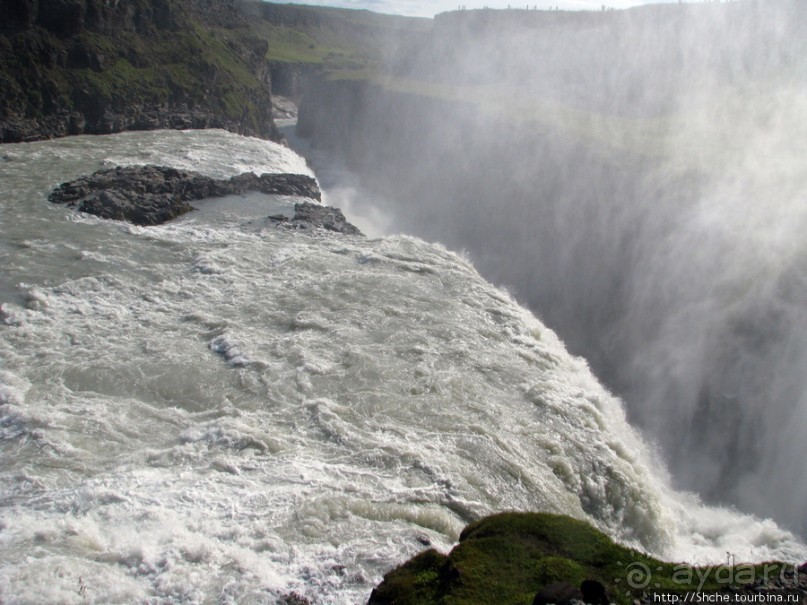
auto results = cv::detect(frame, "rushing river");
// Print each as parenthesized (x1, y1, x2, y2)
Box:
(0, 130, 803, 604)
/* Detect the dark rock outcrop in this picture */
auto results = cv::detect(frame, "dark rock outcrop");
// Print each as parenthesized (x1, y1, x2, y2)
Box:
(531, 581, 584, 605)
(269, 62, 318, 102)
(48, 165, 322, 226)
(532, 580, 609, 605)
(269, 201, 362, 235)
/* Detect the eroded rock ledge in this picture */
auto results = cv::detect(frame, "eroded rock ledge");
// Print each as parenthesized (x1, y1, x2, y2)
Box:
(269, 202, 362, 236)
(48, 164, 326, 227)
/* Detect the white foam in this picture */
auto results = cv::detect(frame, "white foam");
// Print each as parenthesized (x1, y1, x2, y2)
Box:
(1, 130, 804, 604)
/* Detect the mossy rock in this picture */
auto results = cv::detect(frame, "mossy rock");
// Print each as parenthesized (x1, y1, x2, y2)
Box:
(534, 556, 586, 587)
(368, 512, 792, 605)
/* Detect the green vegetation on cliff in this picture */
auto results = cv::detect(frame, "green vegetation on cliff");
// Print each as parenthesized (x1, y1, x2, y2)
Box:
(368, 513, 795, 605)
(0, 0, 273, 140)
(0, 0, 427, 142)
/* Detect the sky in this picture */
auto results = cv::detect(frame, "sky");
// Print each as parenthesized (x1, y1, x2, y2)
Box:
(272, 0, 677, 18)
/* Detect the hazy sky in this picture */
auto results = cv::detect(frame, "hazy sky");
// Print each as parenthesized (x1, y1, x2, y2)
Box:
(274, 0, 675, 18)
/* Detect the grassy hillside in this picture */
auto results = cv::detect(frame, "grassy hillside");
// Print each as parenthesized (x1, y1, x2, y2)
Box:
(256, 3, 429, 69)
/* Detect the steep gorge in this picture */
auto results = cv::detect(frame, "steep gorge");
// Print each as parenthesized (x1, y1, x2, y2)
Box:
(294, 3, 807, 536)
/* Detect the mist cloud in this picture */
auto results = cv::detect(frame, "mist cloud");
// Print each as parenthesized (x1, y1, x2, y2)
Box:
(297, 0, 807, 535)
(272, 0, 674, 18)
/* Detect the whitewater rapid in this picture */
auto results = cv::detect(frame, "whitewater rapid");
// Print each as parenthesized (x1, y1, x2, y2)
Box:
(0, 130, 803, 604)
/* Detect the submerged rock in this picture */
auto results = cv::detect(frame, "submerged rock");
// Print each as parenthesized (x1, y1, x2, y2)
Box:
(48, 165, 322, 226)
(269, 201, 362, 236)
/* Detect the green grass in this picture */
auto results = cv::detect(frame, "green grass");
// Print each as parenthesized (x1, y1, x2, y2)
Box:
(258, 22, 393, 72)
(253, 4, 429, 72)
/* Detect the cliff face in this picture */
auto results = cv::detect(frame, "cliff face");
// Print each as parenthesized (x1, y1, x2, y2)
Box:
(3, 0, 181, 35)
(0, 0, 281, 142)
(0, 0, 429, 143)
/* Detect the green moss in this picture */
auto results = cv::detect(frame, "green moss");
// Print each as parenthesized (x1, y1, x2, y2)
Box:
(51, 21, 273, 127)
(370, 513, 793, 605)
(73, 31, 120, 64)
(371, 549, 448, 604)
(535, 556, 586, 586)
(72, 59, 165, 106)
